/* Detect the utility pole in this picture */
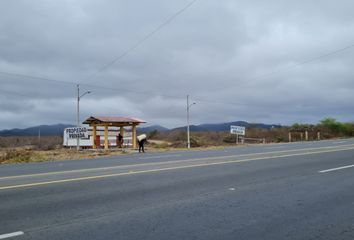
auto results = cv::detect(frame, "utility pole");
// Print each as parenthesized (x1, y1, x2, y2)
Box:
(186, 95, 196, 149)
(187, 95, 190, 149)
(76, 84, 91, 151)
(77, 84, 80, 151)
(38, 127, 41, 146)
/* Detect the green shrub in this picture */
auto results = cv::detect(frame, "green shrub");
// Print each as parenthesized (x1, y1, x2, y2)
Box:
(190, 137, 200, 147)
(319, 118, 354, 136)
(223, 135, 237, 143)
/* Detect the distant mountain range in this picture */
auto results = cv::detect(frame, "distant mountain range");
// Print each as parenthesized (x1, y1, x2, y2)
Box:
(0, 124, 75, 137)
(172, 121, 281, 132)
(0, 122, 282, 136)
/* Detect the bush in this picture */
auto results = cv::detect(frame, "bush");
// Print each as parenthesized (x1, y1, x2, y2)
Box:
(319, 118, 354, 136)
(320, 118, 342, 133)
(342, 123, 354, 136)
(223, 135, 237, 143)
(190, 137, 201, 147)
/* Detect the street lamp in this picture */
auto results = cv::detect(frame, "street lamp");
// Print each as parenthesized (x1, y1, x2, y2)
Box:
(77, 84, 91, 151)
(187, 94, 196, 149)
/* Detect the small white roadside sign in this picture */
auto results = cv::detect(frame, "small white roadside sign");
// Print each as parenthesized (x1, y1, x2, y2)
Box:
(230, 125, 246, 136)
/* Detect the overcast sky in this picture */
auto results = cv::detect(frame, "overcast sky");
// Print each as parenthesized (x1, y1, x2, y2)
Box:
(0, 0, 354, 130)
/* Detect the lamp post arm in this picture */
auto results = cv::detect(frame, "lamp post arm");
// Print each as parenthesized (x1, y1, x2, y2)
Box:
(79, 91, 91, 99)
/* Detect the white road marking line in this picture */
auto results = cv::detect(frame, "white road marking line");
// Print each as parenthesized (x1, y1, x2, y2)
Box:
(228, 188, 236, 191)
(0, 231, 24, 239)
(140, 154, 181, 159)
(2, 144, 354, 181)
(1, 146, 354, 190)
(333, 141, 347, 144)
(319, 164, 354, 173)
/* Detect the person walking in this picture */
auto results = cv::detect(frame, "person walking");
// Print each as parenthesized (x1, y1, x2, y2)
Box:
(138, 138, 146, 153)
(137, 134, 147, 153)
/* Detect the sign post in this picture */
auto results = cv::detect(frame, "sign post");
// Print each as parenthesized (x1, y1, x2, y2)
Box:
(230, 125, 246, 145)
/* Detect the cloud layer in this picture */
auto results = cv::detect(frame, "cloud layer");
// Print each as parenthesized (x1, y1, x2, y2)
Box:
(1, 0, 354, 129)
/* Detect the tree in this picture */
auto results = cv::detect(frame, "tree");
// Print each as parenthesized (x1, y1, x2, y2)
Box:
(319, 117, 354, 136)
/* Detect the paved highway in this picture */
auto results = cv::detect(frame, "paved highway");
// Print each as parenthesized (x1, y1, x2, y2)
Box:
(1, 139, 354, 239)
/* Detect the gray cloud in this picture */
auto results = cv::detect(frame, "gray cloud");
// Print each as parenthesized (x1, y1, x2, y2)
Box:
(0, 0, 354, 130)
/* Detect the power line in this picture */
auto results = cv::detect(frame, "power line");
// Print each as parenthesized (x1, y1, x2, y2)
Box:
(192, 97, 248, 106)
(0, 71, 244, 104)
(82, 83, 251, 107)
(79, 41, 354, 104)
(0, 89, 34, 98)
(79, 0, 198, 84)
(296, 43, 354, 65)
(247, 42, 354, 82)
(1, 40, 353, 107)
(0, 71, 76, 86)
(81, 83, 185, 99)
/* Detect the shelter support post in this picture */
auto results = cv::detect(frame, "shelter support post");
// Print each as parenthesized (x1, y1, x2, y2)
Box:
(120, 127, 124, 136)
(92, 125, 97, 149)
(288, 132, 292, 142)
(132, 125, 137, 149)
(317, 131, 321, 141)
(305, 130, 309, 141)
(104, 125, 109, 150)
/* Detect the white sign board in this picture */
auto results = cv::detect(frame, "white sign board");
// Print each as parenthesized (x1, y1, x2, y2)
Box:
(63, 127, 133, 147)
(230, 125, 246, 135)
(65, 127, 89, 139)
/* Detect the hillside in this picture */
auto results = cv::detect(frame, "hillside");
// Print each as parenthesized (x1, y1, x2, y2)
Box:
(172, 121, 282, 132)
(0, 121, 282, 137)
(0, 124, 75, 136)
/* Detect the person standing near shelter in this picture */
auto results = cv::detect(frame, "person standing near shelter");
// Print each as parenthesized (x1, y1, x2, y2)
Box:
(118, 133, 123, 148)
(137, 134, 147, 153)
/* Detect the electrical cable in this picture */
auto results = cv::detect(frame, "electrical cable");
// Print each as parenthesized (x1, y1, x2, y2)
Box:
(0, 71, 76, 86)
(247, 42, 354, 82)
(0, 40, 353, 107)
(79, 0, 198, 84)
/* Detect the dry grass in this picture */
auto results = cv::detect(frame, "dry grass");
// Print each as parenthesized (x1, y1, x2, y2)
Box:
(0, 136, 62, 148)
(0, 126, 348, 165)
(0, 128, 305, 164)
(151, 128, 292, 147)
(0, 146, 132, 164)
(0, 136, 131, 164)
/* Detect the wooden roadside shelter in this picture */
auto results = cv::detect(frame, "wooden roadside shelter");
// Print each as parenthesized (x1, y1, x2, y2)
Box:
(83, 116, 146, 150)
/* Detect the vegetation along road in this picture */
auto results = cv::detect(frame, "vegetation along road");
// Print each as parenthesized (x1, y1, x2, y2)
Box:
(1, 139, 354, 239)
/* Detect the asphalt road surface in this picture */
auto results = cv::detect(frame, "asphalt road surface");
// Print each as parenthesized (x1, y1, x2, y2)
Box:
(1, 139, 354, 240)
